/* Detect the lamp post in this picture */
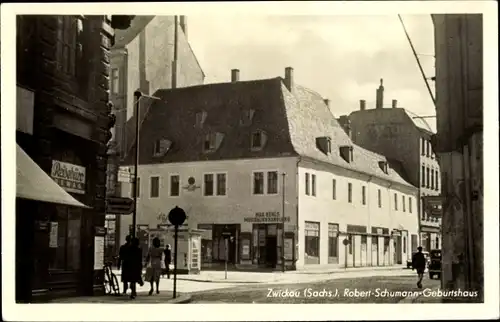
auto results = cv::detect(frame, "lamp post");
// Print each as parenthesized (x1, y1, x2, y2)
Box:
(281, 172, 286, 273)
(132, 90, 142, 238)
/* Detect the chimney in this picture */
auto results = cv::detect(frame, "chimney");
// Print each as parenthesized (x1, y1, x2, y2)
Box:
(284, 67, 294, 92)
(359, 99, 366, 111)
(337, 115, 352, 138)
(392, 99, 397, 108)
(231, 69, 240, 83)
(179, 16, 187, 39)
(324, 99, 330, 108)
(376, 78, 384, 109)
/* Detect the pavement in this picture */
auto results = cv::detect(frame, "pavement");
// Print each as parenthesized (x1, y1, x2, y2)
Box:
(52, 291, 192, 304)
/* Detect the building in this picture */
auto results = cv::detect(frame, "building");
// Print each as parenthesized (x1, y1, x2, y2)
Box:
(432, 14, 483, 302)
(15, 15, 133, 302)
(118, 67, 419, 271)
(105, 15, 205, 258)
(347, 79, 442, 252)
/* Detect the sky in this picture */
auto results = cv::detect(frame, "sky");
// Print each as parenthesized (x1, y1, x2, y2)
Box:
(188, 15, 436, 131)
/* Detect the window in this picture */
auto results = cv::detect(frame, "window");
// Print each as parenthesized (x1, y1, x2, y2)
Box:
(49, 207, 82, 270)
(311, 174, 316, 196)
(378, 189, 382, 208)
(305, 173, 310, 196)
(348, 182, 352, 203)
(426, 167, 430, 188)
(420, 197, 425, 220)
(394, 193, 398, 211)
(409, 197, 413, 213)
(170, 175, 180, 197)
(253, 172, 264, 195)
(111, 68, 119, 94)
(362, 186, 366, 205)
(251, 131, 262, 149)
(436, 171, 440, 190)
(421, 165, 426, 187)
(421, 138, 425, 155)
(431, 169, 435, 189)
(426, 141, 430, 157)
(332, 179, 337, 200)
(153, 140, 161, 155)
(267, 171, 278, 194)
(328, 224, 339, 264)
(150, 176, 159, 198)
(216, 173, 227, 196)
(204, 133, 216, 151)
(204, 174, 214, 196)
(204, 173, 227, 196)
(403, 236, 407, 254)
(132, 177, 140, 198)
(305, 222, 320, 264)
(402, 195, 406, 212)
(56, 16, 83, 76)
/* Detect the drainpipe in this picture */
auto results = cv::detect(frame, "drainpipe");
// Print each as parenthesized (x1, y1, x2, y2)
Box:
(172, 16, 179, 89)
(367, 175, 373, 266)
(387, 182, 393, 265)
(295, 156, 301, 269)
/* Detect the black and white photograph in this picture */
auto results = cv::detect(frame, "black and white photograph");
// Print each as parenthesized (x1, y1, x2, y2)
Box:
(1, 1, 498, 321)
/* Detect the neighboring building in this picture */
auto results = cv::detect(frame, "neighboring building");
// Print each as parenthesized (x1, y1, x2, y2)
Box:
(432, 14, 483, 302)
(118, 67, 419, 271)
(105, 15, 205, 258)
(347, 79, 442, 252)
(15, 15, 133, 302)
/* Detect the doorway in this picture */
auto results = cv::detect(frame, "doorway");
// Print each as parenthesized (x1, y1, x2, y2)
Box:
(266, 236, 277, 268)
(253, 224, 279, 268)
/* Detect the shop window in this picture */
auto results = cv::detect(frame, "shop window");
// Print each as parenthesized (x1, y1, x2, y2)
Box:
(304, 222, 320, 264)
(361, 235, 367, 250)
(362, 186, 366, 205)
(332, 178, 337, 200)
(311, 174, 316, 196)
(170, 175, 180, 196)
(348, 235, 353, 254)
(378, 189, 382, 208)
(150, 176, 160, 198)
(305, 173, 310, 195)
(267, 171, 278, 194)
(394, 193, 398, 211)
(347, 182, 352, 203)
(403, 236, 407, 254)
(253, 172, 264, 195)
(49, 206, 81, 271)
(328, 223, 339, 264)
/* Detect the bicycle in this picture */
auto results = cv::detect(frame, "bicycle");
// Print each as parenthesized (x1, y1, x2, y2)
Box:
(103, 261, 120, 295)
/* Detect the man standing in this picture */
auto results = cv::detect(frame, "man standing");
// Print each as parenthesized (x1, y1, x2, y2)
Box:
(118, 235, 132, 294)
(412, 246, 427, 289)
(163, 244, 172, 279)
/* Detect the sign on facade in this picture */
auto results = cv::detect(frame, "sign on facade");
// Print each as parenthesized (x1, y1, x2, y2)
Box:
(244, 211, 291, 223)
(117, 167, 132, 183)
(51, 160, 86, 194)
(49, 222, 58, 248)
(16, 86, 35, 135)
(94, 236, 105, 270)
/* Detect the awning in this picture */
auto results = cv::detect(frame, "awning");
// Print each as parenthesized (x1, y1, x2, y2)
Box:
(16, 144, 89, 208)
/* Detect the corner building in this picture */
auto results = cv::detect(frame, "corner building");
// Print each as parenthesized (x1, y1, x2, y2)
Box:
(119, 68, 419, 271)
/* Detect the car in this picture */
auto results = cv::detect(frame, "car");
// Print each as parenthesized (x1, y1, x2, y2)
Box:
(428, 249, 442, 279)
(406, 250, 429, 269)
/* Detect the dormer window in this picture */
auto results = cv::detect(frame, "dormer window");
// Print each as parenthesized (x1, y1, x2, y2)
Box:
(203, 132, 225, 153)
(316, 136, 332, 155)
(195, 111, 207, 128)
(251, 130, 267, 151)
(153, 139, 172, 157)
(339, 145, 354, 163)
(240, 109, 255, 126)
(378, 161, 389, 174)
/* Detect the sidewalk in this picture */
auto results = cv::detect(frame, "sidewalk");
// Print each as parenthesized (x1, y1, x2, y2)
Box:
(52, 291, 191, 304)
(112, 266, 413, 285)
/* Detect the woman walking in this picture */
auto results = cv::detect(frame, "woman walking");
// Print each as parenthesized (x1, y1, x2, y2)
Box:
(128, 237, 144, 299)
(145, 237, 163, 295)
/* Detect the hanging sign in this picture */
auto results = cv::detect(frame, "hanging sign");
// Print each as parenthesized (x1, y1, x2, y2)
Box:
(51, 160, 86, 194)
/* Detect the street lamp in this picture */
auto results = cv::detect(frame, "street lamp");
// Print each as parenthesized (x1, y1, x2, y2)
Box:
(281, 172, 286, 273)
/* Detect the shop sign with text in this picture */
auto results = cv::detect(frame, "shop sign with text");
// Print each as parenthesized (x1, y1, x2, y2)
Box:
(51, 160, 86, 194)
(244, 211, 291, 223)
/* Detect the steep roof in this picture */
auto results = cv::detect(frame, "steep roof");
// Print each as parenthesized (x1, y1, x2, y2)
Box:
(403, 109, 434, 133)
(122, 78, 416, 188)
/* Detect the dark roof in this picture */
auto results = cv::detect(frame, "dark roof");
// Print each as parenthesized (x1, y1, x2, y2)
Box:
(113, 16, 155, 48)
(122, 78, 416, 188)
(349, 107, 434, 133)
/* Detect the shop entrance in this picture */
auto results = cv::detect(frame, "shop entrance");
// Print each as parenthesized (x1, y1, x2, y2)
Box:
(253, 224, 280, 268)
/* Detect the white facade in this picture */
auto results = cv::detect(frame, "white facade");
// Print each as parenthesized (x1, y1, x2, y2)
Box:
(119, 156, 419, 270)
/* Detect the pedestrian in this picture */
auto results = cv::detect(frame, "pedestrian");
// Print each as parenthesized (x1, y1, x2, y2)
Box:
(128, 237, 144, 299)
(145, 237, 163, 295)
(163, 244, 172, 279)
(412, 246, 427, 289)
(117, 235, 131, 295)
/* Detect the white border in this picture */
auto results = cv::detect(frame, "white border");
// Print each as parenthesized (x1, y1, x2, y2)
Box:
(2, 1, 499, 321)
